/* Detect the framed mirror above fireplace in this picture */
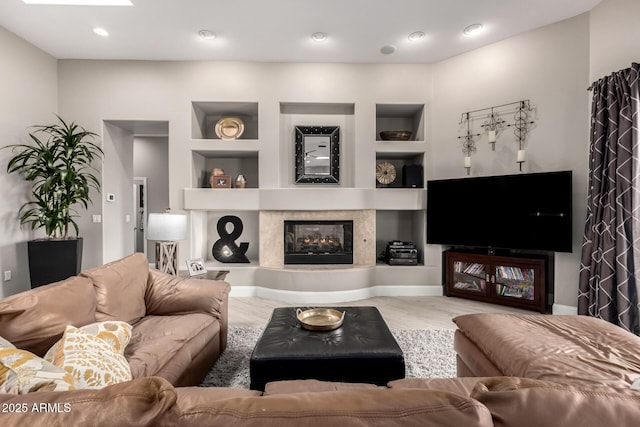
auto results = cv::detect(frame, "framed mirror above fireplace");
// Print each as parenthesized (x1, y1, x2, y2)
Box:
(284, 220, 353, 264)
(294, 125, 340, 184)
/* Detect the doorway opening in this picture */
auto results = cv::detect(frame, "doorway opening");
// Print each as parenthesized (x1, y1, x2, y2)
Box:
(133, 177, 147, 256)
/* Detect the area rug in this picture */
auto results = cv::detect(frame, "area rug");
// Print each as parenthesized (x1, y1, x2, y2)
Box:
(201, 327, 456, 388)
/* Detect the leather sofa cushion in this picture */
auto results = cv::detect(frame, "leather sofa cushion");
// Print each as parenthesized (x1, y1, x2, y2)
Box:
(0, 376, 177, 427)
(453, 331, 503, 377)
(453, 314, 640, 388)
(0, 276, 96, 356)
(145, 269, 229, 318)
(126, 313, 218, 382)
(471, 377, 640, 427)
(81, 253, 149, 324)
(176, 386, 262, 408)
(172, 388, 494, 427)
(388, 377, 489, 397)
(264, 379, 380, 395)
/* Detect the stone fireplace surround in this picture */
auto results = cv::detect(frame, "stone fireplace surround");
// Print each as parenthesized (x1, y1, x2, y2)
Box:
(260, 210, 376, 269)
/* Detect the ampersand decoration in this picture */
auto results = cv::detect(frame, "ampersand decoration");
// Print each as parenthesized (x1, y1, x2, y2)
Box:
(212, 215, 250, 263)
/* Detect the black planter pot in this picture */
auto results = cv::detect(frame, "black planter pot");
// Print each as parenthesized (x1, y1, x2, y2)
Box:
(27, 238, 83, 288)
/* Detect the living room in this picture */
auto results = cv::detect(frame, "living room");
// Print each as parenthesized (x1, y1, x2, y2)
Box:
(3, 0, 635, 309)
(1, 0, 640, 425)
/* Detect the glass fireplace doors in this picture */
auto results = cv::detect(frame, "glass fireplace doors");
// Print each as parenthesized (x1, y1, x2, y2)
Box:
(284, 220, 353, 265)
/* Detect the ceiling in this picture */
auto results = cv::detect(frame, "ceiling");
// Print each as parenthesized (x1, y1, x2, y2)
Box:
(0, 0, 602, 64)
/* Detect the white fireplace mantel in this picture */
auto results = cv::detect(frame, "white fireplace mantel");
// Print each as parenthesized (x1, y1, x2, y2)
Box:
(183, 187, 426, 211)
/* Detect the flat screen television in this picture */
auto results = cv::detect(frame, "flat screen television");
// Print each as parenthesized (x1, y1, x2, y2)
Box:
(426, 171, 572, 252)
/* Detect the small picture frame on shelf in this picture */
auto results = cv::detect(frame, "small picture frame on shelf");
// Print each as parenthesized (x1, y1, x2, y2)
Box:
(211, 175, 232, 188)
(186, 258, 207, 276)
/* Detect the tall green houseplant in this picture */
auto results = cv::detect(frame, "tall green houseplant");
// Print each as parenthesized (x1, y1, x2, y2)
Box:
(4, 116, 103, 287)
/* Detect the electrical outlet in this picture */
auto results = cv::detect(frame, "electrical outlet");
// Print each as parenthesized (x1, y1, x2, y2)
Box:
(3, 271, 11, 282)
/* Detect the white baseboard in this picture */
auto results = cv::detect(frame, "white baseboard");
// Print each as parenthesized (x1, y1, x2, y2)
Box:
(230, 286, 579, 314)
(229, 285, 443, 304)
(552, 304, 578, 315)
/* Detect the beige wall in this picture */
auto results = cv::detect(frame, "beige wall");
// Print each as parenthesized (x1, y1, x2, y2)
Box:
(431, 14, 591, 308)
(0, 26, 57, 296)
(589, 0, 640, 82)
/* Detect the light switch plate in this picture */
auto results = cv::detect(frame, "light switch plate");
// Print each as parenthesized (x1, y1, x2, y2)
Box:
(106, 193, 115, 202)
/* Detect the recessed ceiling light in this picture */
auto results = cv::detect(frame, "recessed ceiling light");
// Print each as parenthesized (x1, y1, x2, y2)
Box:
(93, 27, 109, 37)
(463, 24, 484, 37)
(22, 0, 133, 5)
(408, 31, 425, 42)
(311, 32, 328, 42)
(380, 45, 396, 55)
(198, 30, 216, 40)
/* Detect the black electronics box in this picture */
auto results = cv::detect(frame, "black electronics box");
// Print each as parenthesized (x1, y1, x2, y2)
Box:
(383, 241, 418, 265)
(402, 164, 424, 188)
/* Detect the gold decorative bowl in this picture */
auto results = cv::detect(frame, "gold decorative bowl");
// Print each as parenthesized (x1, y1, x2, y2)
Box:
(296, 308, 345, 331)
(215, 117, 245, 140)
(380, 130, 412, 141)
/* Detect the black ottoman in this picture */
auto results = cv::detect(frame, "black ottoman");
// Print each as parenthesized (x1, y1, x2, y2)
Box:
(249, 306, 405, 391)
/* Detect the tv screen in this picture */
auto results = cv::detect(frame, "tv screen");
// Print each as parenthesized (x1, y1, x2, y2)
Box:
(426, 171, 572, 252)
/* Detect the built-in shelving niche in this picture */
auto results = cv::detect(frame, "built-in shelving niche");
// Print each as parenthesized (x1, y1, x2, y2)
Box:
(191, 101, 259, 140)
(191, 210, 260, 265)
(375, 152, 425, 189)
(279, 102, 356, 188)
(375, 210, 426, 266)
(375, 104, 425, 142)
(191, 149, 259, 189)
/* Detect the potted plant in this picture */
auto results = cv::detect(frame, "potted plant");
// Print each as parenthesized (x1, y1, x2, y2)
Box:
(4, 116, 103, 287)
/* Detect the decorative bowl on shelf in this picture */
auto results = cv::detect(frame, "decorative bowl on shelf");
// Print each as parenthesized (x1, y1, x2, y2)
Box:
(215, 117, 244, 140)
(379, 130, 412, 141)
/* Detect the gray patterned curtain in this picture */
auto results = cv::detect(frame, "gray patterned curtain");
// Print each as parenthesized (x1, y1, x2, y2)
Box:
(579, 62, 640, 334)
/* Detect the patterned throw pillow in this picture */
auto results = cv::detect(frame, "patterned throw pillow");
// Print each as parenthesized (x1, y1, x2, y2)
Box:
(0, 347, 78, 394)
(0, 336, 15, 349)
(44, 321, 133, 389)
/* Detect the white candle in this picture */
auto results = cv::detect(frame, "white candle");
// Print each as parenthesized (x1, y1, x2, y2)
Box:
(487, 130, 496, 143)
(517, 149, 526, 162)
(464, 156, 471, 168)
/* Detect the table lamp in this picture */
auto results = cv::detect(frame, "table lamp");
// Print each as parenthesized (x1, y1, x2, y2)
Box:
(146, 210, 188, 275)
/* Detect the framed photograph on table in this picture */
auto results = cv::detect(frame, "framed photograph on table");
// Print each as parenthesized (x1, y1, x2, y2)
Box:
(186, 258, 207, 277)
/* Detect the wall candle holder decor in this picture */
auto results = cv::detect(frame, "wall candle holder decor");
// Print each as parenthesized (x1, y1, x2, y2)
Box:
(511, 101, 535, 171)
(457, 112, 480, 175)
(457, 99, 535, 173)
(481, 107, 506, 150)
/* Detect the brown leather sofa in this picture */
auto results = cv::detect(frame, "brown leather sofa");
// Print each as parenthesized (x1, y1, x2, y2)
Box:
(1, 375, 639, 426)
(452, 313, 640, 388)
(2, 264, 640, 426)
(0, 252, 230, 387)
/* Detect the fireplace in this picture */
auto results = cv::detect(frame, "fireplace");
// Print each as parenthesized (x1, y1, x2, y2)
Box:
(284, 220, 353, 264)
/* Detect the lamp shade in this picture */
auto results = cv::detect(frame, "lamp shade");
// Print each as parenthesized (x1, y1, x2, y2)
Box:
(147, 213, 188, 241)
